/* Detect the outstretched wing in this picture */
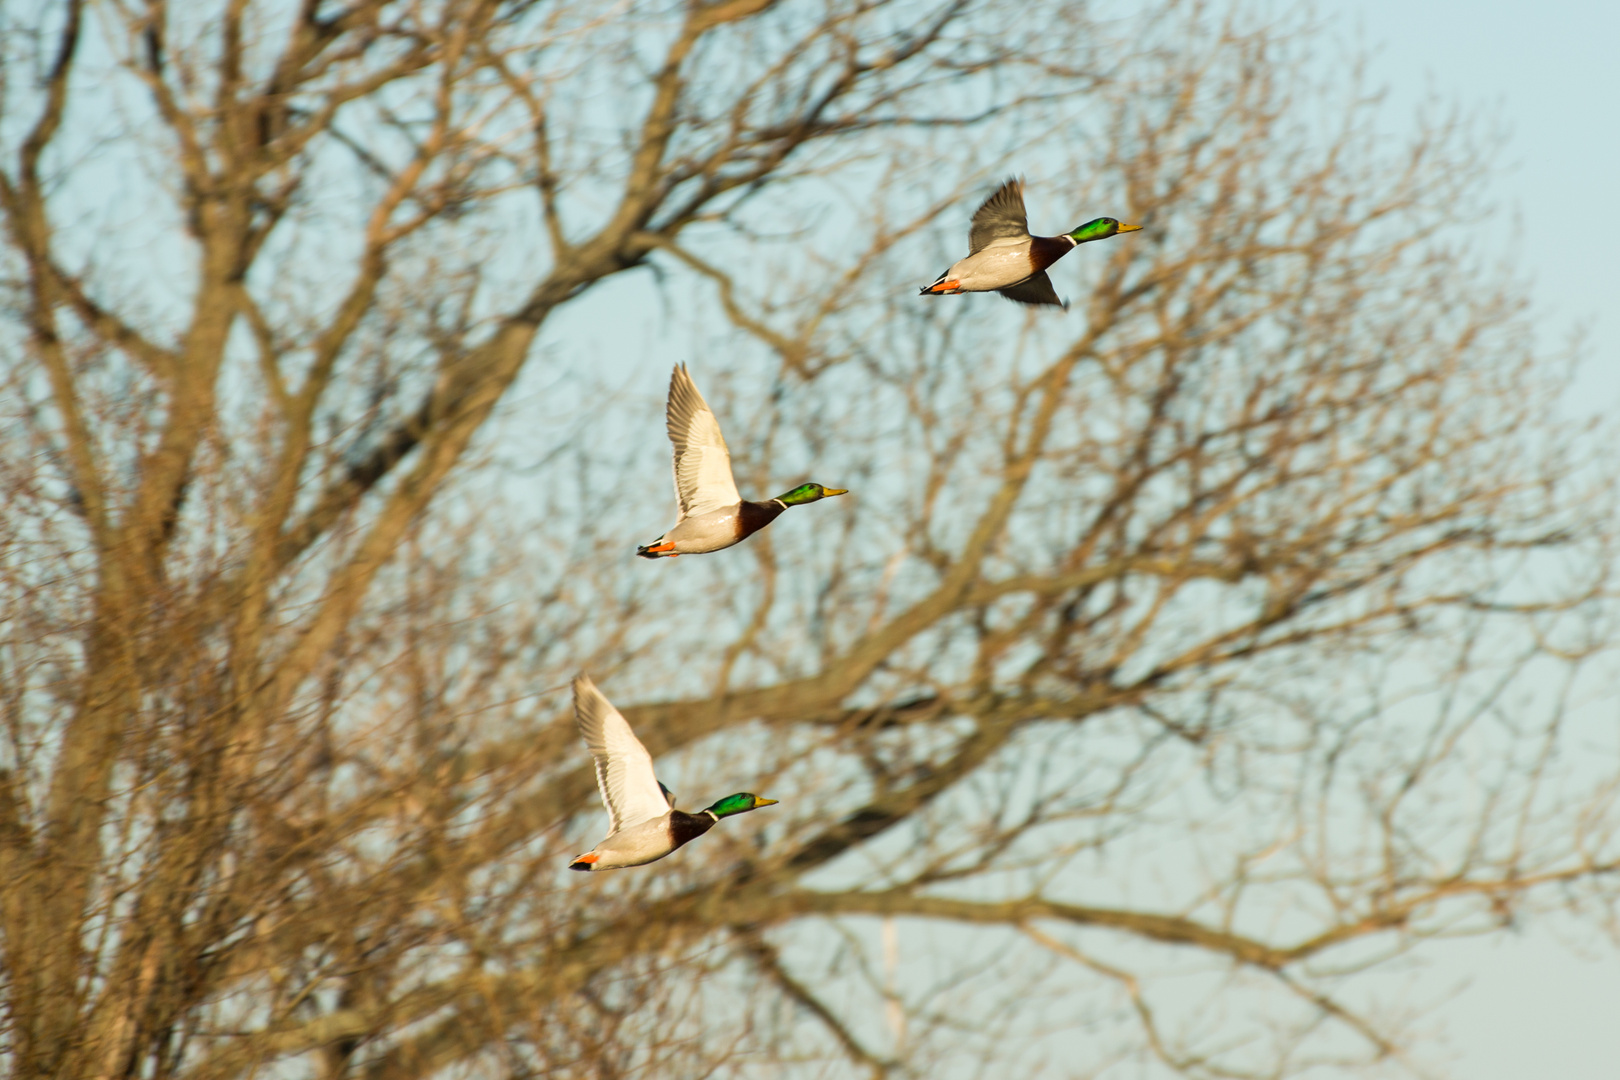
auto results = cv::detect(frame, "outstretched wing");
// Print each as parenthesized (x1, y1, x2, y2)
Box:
(997, 271, 1065, 308)
(968, 178, 1031, 255)
(666, 364, 741, 521)
(573, 675, 671, 833)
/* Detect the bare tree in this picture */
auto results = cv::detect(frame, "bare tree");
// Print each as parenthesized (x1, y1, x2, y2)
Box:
(0, 1, 1614, 1079)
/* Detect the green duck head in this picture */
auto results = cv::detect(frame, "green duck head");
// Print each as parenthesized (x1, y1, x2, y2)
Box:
(775, 483, 848, 506)
(1068, 217, 1143, 243)
(704, 793, 779, 818)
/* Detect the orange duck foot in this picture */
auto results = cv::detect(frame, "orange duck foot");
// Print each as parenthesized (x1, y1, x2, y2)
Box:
(921, 279, 962, 295)
(569, 853, 600, 870)
(636, 542, 678, 558)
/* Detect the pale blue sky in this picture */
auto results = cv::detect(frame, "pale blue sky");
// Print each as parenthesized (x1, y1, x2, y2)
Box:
(1343, 0, 1619, 393)
(1327, 2, 1620, 1075)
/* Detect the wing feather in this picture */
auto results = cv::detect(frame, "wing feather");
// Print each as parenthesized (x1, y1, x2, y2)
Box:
(997, 271, 1065, 308)
(666, 364, 741, 521)
(573, 675, 671, 834)
(968, 178, 1031, 255)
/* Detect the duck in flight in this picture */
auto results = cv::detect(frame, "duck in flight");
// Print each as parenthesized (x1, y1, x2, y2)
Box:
(568, 675, 777, 870)
(637, 363, 846, 558)
(919, 178, 1142, 307)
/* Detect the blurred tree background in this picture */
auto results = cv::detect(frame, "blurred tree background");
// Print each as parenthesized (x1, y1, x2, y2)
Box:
(0, 1, 1615, 1077)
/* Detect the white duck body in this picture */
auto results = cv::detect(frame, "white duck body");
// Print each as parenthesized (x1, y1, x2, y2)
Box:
(936, 235, 1072, 293)
(643, 499, 786, 556)
(645, 506, 745, 556)
(566, 675, 776, 872)
(576, 809, 716, 867)
(568, 674, 684, 871)
(637, 364, 842, 558)
(920, 178, 1140, 307)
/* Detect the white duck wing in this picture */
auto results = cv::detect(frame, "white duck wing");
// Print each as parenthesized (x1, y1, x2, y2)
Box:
(968, 178, 1031, 255)
(666, 364, 741, 521)
(573, 675, 671, 833)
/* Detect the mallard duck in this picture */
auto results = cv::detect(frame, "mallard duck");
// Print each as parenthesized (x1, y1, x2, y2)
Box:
(637, 364, 846, 558)
(919, 178, 1142, 307)
(568, 675, 777, 871)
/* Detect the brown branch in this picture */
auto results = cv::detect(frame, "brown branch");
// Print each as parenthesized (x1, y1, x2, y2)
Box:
(781, 890, 1296, 969)
(741, 930, 898, 1076)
